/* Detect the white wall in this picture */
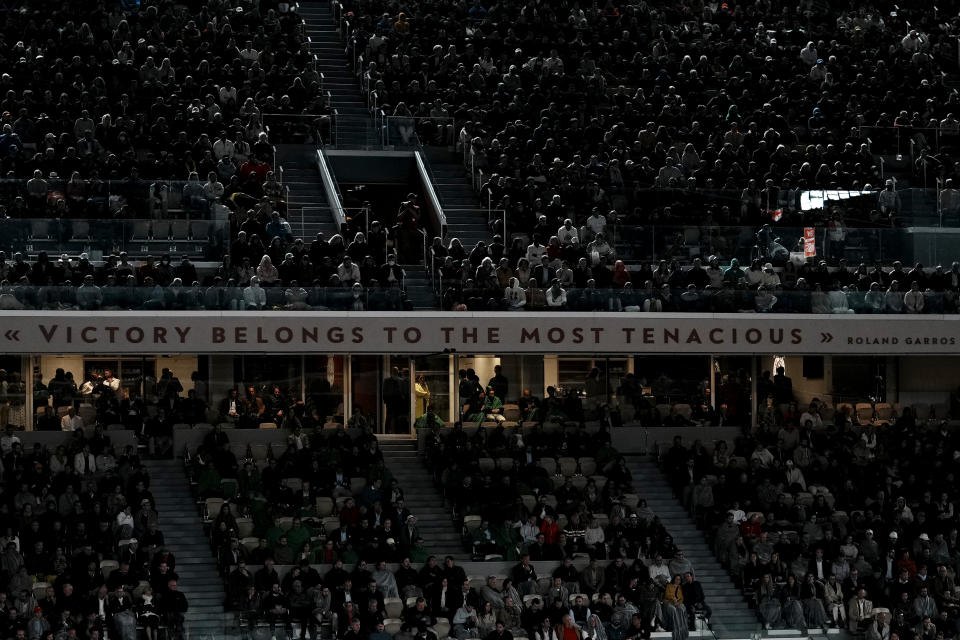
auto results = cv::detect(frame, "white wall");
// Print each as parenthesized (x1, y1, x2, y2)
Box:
(156, 355, 198, 394)
(458, 356, 500, 392)
(40, 355, 85, 386)
(759, 355, 832, 406)
(543, 355, 558, 395)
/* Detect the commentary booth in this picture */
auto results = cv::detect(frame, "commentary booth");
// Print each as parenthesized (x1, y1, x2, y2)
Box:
(3, 312, 960, 447)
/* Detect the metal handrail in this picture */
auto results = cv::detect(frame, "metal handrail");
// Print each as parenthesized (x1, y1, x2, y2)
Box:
(429, 248, 438, 298)
(414, 150, 447, 238)
(315, 149, 347, 233)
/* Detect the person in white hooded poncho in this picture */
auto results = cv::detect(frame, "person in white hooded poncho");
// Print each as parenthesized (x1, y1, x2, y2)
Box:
(504, 277, 526, 310)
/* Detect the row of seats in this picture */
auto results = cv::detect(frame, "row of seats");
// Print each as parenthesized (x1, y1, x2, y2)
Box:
(19, 219, 221, 240)
(477, 455, 599, 476)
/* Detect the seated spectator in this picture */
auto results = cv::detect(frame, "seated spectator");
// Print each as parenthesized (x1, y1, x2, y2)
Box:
(244, 277, 267, 310)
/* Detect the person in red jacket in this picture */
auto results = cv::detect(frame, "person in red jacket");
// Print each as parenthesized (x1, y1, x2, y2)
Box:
(540, 515, 560, 545)
(238, 155, 271, 182)
(740, 513, 763, 541)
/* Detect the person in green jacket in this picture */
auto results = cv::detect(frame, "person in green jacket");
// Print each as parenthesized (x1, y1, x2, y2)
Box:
(490, 519, 521, 560)
(414, 405, 445, 431)
(471, 519, 500, 558)
(285, 517, 313, 554)
(238, 462, 261, 499)
(408, 538, 430, 563)
(339, 542, 359, 564)
(265, 518, 286, 548)
(483, 387, 505, 423)
(198, 462, 222, 498)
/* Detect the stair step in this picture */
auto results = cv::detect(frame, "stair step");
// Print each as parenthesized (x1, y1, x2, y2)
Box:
(144, 460, 227, 617)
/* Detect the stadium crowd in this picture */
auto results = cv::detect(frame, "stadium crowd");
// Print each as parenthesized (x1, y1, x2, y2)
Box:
(330, 0, 960, 312)
(6, 1, 960, 640)
(342, 0, 960, 237)
(0, 0, 321, 226)
(190, 401, 718, 640)
(2, 0, 960, 314)
(432, 233, 960, 313)
(0, 425, 190, 640)
(3, 243, 960, 314)
(0, 246, 412, 311)
(662, 388, 960, 637)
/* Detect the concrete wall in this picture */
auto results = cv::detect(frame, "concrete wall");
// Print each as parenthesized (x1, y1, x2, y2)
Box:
(611, 426, 741, 454)
(326, 152, 415, 184)
(898, 356, 958, 406)
(404, 423, 742, 455)
(268, 559, 591, 584)
(174, 425, 289, 453)
(20, 429, 136, 451)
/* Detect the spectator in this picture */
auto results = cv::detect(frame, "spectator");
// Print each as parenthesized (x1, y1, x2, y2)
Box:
(244, 277, 267, 310)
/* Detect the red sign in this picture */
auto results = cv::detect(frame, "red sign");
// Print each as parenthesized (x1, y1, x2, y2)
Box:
(803, 227, 816, 258)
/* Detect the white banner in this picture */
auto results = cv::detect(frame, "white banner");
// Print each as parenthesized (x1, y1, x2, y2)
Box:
(0, 311, 957, 354)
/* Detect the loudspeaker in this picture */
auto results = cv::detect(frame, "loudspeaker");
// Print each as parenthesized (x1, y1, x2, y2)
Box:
(802, 356, 824, 379)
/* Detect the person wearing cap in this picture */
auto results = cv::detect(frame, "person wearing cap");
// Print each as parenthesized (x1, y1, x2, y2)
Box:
(865, 608, 890, 640)
(878, 179, 901, 220)
(809, 57, 827, 83)
(27, 605, 49, 640)
(758, 262, 780, 289)
(902, 29, 925, 53)
(859, 530, 880, 564)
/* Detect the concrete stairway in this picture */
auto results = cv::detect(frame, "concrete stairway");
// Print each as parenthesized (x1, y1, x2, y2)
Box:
(626, 457, 760, 640)
(403, 265, 438, 309)
(628, 457, 844, 640)
(144, 459, 232, 637)
(379, 439, 470, 560)
(277, 144, 340, 240)
(299, 1, 377, 148)
(424, 147, 491, 249)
